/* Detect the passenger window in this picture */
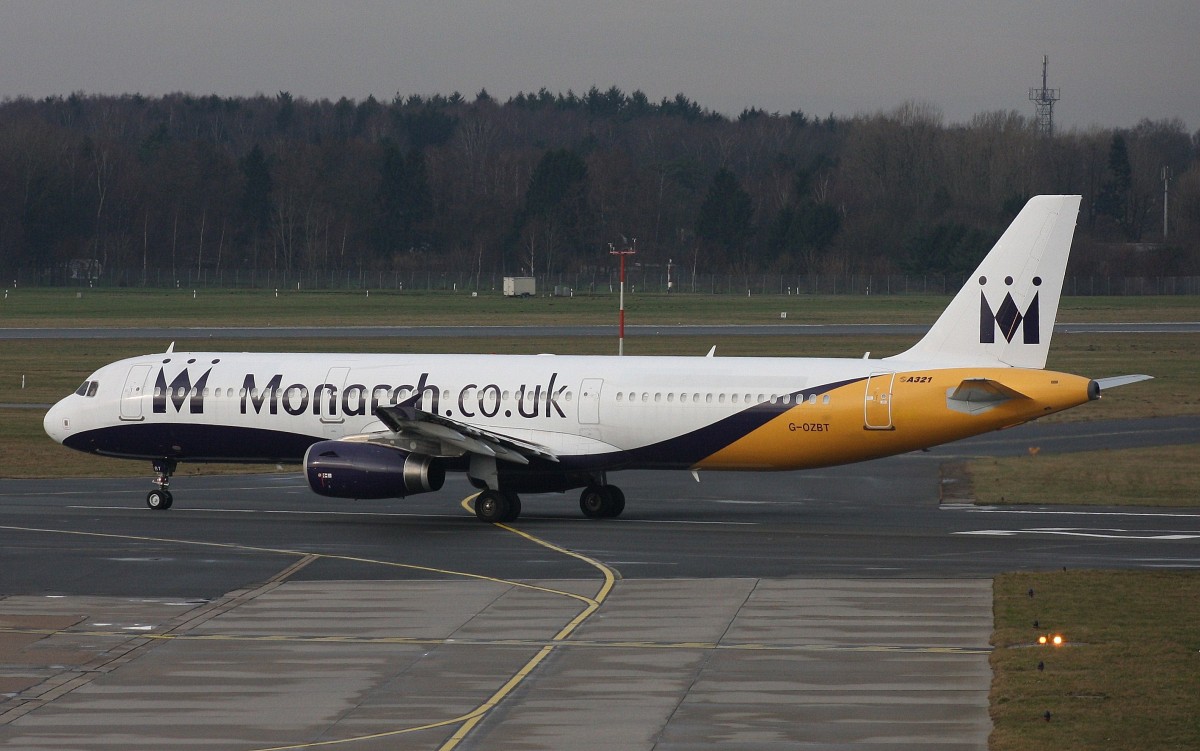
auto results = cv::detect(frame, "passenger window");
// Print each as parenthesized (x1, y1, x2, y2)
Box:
(823, 395, 831, 405)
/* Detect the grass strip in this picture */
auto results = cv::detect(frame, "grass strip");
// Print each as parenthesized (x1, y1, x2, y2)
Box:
(991, 571, 1200, 750)
(969, 444, 1200, 507)
(3, 288, 1200, 327)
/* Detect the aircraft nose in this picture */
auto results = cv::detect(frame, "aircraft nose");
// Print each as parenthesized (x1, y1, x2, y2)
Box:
(43, 398, 70, 444)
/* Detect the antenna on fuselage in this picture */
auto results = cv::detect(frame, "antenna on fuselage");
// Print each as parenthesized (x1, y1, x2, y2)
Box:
(166, 342, 175, 353)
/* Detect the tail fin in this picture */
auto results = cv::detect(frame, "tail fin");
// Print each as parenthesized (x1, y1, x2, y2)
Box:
(888, 195, 1081, 369)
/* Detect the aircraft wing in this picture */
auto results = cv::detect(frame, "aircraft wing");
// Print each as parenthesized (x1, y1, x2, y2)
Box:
(368, 405, 559, 466)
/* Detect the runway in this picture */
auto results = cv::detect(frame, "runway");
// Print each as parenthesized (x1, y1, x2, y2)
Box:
(1, 417, 1197, 749)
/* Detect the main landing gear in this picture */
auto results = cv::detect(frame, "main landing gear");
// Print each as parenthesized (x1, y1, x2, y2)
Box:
(147, 459, 176, 510)
(472, 483, 626, 523)
(474, 489, 522, 523)
(579, 484, 625, 519)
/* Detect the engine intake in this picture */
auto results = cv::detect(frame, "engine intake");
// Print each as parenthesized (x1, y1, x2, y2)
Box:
(304, 441, 445, 499)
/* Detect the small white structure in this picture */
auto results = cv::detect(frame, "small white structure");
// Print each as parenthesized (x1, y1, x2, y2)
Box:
(503, 276, 536, 297)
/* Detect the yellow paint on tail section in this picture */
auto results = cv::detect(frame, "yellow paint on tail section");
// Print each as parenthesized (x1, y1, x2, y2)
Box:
(694, 368, 1093, 471)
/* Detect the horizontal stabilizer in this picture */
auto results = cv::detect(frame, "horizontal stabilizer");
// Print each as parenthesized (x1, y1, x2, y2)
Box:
(946, 378, 1029, 415)
(1094, 374, 1153, 392)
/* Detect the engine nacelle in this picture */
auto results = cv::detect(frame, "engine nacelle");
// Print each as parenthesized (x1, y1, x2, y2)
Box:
(304, 441, 445, 499)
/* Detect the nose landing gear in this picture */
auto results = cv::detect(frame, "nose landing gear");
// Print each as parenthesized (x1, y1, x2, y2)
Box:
(147, 459, 175, 510)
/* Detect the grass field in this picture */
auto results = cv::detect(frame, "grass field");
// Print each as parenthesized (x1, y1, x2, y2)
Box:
(990, 571, 1200, 751)
(970, 445, 1200, 507)
(3, 287, 1200, 327)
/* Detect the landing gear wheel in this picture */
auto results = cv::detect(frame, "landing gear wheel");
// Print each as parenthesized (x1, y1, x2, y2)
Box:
(579, 486, 606, 518)
(147, 489, 173, 510)
(580, 485, 625, 519)
(475, 490, 521, 523)
(576, 484, 614, 513)
(148, 458, 176, 510)
(605, 485, 626, 518)
(501, 492, 522, 522)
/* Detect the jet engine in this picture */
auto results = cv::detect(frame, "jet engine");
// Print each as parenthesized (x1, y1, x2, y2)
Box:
(304, 441, 445, 499)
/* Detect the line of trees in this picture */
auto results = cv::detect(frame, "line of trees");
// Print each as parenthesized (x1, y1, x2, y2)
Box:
(0, 88, 1196, 287)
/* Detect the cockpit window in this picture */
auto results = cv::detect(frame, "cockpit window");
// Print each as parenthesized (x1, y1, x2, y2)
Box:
(75, 380, 100, 397)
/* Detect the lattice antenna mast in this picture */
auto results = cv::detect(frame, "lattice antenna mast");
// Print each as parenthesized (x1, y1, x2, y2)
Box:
(1028, 54, 1060, 136)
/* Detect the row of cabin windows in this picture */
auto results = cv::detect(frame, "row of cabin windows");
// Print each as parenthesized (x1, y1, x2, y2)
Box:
(146, 385, 828, 407)
(615, 391, 829, 406)
(148, 386, 578, 403)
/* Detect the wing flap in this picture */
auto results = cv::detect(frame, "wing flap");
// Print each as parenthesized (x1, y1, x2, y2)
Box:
(373, 405, 558, 465)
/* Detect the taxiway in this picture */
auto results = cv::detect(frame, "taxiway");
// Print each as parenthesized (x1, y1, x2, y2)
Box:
(0, 417, 1196, 749)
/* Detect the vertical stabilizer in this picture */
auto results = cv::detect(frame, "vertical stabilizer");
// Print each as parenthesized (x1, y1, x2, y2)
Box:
(888, 195, 1081, 369)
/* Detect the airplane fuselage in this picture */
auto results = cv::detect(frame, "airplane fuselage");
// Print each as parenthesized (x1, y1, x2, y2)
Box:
(46, 351, 1095, 475)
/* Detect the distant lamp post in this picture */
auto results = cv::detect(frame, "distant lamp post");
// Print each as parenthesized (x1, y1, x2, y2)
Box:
(1162, 166, 1171, 238)
(667, 258, 673, 292)
(610, 240, 637, 356)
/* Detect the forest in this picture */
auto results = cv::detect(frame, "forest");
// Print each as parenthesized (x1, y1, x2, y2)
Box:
(0, 87, 1196, 288)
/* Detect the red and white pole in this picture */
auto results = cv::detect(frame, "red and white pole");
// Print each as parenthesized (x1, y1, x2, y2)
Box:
(610, 245, 636, 356)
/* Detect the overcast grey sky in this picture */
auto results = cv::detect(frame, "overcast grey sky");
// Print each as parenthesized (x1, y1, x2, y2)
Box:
(1, 1, 1196, 131)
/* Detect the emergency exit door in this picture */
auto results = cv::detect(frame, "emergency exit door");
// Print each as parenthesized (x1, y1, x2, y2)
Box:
(863, 372, 895, 430)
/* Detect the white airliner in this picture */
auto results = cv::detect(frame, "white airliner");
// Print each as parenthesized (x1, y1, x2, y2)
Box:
(44, 195, 1149, 522)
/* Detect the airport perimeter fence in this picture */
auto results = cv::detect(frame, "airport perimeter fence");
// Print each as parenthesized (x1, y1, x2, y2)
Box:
(8, 266, 1200, 297)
